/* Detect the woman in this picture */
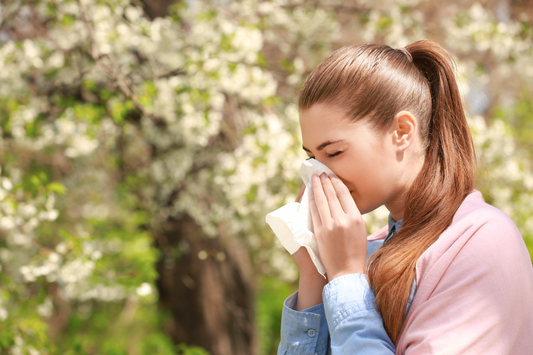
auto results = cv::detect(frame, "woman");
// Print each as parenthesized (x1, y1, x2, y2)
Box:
(278, 40, 533, 354)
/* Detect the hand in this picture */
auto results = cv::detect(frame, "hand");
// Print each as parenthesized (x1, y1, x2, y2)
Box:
(309, 173, 367, 280)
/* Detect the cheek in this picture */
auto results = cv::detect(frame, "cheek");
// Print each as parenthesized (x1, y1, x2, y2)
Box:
(324, 158, 348, 175)
(330, 164, 359, 191)
(340, 157, 386, 196)
(328, 149, 385, 191)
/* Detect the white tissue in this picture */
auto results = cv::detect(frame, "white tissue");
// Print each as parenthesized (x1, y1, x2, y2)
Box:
(265, 159, 334, 277)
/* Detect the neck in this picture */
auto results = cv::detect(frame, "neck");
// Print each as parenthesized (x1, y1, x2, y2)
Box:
(387, 149, 426, 222)
(386, 196, 406, 222)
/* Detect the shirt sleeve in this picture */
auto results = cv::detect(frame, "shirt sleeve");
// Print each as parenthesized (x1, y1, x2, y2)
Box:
(278, 291, 330, 355)
(323, 274, 396, 354)
(278, 239, 394, 355)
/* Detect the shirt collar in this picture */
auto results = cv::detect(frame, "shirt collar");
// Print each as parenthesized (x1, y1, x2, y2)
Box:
(387, 214, 403, 235)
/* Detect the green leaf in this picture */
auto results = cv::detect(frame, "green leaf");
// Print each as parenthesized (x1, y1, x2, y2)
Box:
(47, 182, 66, 195)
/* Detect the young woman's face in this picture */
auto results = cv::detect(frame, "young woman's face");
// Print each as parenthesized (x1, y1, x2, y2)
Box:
(300, 102, 407, 216)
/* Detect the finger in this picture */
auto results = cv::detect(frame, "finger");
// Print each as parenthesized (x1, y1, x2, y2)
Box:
(308, 182, 322, 227)
(329, 174, 361, 217)
(295, 183, 306, 203)
(320, 173, 346, 217)
(311, 173, 332, 223)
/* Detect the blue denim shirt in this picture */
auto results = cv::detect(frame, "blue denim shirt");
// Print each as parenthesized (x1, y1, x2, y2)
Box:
(278, 216, 415, 355)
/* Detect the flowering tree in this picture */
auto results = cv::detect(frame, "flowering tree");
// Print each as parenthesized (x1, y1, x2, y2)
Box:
(0, 0, 531, 354)
(0, 0, 338, 353)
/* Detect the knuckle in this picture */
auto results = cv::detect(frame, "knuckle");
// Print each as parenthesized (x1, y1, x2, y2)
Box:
(354, 217, 366, 228)
(321, 178, 332, 188)
(348, 214, 363, 224)
(325, 190, 337, 200)
(338, 218, 349, 229)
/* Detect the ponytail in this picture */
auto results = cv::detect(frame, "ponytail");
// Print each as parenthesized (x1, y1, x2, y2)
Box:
(367, 40, 476, 343)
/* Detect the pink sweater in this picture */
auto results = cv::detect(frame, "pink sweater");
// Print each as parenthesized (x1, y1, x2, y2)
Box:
(368, 190, 533, 354)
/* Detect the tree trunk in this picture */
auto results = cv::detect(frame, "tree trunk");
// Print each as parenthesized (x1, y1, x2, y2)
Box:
(141, 0, 180, 19)
(156, 213, 256, 355)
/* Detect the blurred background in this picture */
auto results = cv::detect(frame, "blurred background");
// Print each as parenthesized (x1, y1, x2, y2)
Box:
(0, 0, 532, 354)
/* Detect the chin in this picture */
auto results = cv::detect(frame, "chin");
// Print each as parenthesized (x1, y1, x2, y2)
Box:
(350, 192, 365, 213)
(350, 192, 380, 215)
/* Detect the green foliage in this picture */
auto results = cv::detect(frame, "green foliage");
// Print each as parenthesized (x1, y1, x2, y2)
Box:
(501, 89, 533, 153)
(256, 277, 296, 355)
(176, 343, 210, 355)
(55, 302, 179, 355)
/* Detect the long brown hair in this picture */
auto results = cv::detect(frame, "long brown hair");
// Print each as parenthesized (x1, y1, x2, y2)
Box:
(298, 40, 476, 343)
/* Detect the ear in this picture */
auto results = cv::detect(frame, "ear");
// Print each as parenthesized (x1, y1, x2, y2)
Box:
(392, 111, 417, 152)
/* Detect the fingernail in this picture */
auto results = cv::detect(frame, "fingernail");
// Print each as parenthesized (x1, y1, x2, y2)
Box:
(320, 173, 327, 179)
(312, 174, 318, 181)
(329, 174, 337, 179)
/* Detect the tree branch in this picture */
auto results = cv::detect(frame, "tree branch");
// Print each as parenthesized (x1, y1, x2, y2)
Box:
(77, 0, 162, 125)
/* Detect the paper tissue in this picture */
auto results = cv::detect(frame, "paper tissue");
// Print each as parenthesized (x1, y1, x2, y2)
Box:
(265, 159, 334, 277)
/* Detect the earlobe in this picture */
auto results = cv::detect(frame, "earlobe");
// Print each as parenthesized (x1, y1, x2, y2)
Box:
(393, 111, 417, 151)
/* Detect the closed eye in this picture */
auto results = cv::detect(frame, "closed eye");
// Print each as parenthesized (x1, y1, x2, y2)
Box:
(328, 151, 342, 158)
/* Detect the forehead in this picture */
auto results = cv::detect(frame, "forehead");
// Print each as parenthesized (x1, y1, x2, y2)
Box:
(300, 103, 355, 143)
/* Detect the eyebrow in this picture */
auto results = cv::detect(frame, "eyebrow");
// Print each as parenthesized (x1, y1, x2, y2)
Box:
(302, 140, 345, 153)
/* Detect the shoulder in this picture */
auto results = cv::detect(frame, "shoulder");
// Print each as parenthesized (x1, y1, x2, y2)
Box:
(440, 189, 522, 250)
(416, 190, 531, 282)
(452, 190, 518, 233)
(448, 190, 527, 258)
